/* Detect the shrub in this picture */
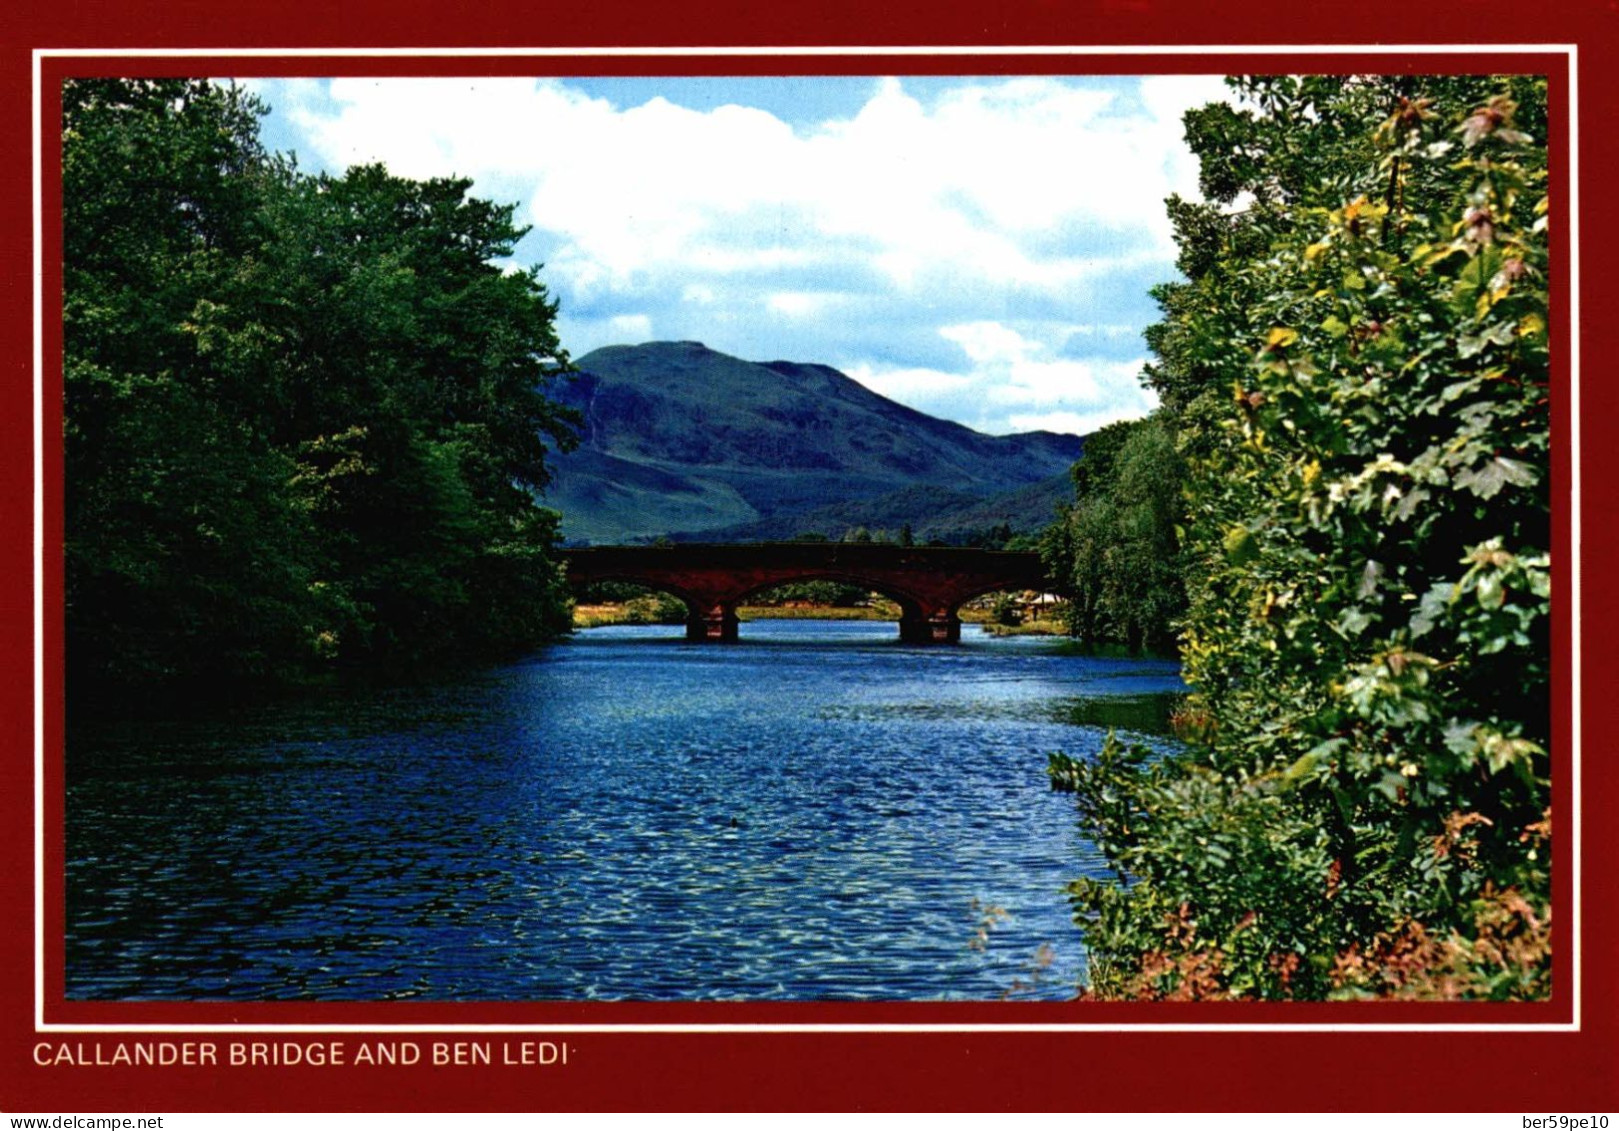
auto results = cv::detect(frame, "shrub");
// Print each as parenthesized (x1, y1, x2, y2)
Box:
(1052, 76, 1551, 1001)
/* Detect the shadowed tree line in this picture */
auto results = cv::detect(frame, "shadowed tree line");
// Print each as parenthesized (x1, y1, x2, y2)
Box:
(64, 79, 579, 700)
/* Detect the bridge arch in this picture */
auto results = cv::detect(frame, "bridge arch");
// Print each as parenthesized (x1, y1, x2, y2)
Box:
(573, 575, 700, 629)
(730, 570, 935, 643)
(562, 543, 1051, 645)
(731, 570, 928, 610)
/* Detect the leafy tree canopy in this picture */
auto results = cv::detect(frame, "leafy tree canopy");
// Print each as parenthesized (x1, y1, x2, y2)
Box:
(64, 79, 579, 697)
(1052, 74, 1550, 1000)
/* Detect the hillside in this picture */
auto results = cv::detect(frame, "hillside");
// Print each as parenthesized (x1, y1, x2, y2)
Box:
(693, 474, 1077, 544)
(544, 341, 1083, 544)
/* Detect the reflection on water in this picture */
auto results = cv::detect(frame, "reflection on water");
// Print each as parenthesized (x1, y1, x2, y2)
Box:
(1044, 693, 1179, 737)
(66, 620, 1182, 1001)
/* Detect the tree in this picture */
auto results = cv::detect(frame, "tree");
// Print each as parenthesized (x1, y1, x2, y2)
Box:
(1041, 416, 1184, 651)
(1053, 76, 1551, 1000)
(753, 581, 869, 607)
(63, 79, 579, 696)
(237, 162, 579, 667)
(64, 79, 321, 689)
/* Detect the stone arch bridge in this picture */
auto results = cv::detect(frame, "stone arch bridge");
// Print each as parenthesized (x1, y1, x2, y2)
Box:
(562, 542, 1051, 644)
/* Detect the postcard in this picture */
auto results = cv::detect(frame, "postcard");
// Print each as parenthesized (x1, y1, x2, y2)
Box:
(3, 1, 1613, 1115)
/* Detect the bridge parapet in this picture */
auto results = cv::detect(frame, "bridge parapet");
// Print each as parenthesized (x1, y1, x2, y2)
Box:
(562, 542, 1051, 644)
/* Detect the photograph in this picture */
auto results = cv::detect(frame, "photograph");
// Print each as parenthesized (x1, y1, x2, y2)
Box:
(55, 66, 1553, 1006)
(5, 0, 1615, 1116)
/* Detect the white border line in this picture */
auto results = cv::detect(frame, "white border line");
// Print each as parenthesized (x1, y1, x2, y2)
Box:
(31, 46, 46, 1035)
(35, 43, 1575, 57)
(33, 43, 1580, 1035)
(1565, 43, 1582, 1037)
(29, 1022, 1582, 1034)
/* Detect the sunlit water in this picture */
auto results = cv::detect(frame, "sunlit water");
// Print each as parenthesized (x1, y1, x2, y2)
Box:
(66, 619, 1182, 1001)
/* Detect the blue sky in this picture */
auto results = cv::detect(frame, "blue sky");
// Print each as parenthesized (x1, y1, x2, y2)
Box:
(245, 74, 1230, 436)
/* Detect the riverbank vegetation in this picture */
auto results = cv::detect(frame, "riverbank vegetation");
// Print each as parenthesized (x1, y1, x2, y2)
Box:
(572, 580, 907, 629)
(64, 80, 578, 700)
(1040, 415, 1184, 651)
(975, 615, 1068, 638)
(570, 582, 1063, 633)
(1049, 76, 1551, 1000)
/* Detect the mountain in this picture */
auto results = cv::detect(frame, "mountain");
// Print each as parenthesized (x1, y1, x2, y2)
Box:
(695, 475, 1079, 544)
(543, 341, 1083, 545)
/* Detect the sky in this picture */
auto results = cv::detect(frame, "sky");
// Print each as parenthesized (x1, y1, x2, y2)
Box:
(245, 74, 1231, 437)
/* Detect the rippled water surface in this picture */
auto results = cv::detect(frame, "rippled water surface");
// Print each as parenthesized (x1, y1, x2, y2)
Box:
(67, 620, 1182, 1001)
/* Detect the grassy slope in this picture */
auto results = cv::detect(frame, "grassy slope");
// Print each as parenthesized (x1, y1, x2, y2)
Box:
(546, 341, 1082, 544)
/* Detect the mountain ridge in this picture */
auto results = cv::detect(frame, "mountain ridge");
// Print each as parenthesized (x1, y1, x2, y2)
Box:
(544, 341, 1082, 545)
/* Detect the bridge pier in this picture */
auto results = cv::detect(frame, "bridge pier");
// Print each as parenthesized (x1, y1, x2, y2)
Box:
(686, 600, 740, 642)
(899, 607, 961, 645)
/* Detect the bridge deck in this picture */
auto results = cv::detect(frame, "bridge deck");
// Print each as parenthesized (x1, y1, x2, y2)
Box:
(562, 542, 1051, 644)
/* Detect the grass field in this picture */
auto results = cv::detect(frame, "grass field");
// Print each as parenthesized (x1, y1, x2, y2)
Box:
(573, 600, 903, 629)
(574, 599, 1070, 634)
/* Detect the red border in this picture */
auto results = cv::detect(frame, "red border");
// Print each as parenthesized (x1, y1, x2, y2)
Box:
(31, 44, 1574, 1031)
(4, 0, 1614, 1113)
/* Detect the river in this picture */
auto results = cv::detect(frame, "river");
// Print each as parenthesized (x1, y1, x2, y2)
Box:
(66, 619, 1183, 1002)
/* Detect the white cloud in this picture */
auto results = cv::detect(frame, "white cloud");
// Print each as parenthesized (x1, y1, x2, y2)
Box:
(940, 321, 1036, 365)
(841, 319, 1157, 435)
(1064, 323, 1140, 340)
(845, 363, 976, 402)
(767, 292, 839, 318)
(986, 359, 1107, 408)
(1008, 408, 1154, 436)
(608, 313, 653, 339)
(273, 74, 1229, 435)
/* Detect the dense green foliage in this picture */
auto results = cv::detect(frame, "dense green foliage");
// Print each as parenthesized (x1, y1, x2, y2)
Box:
(1040, 416, 1185, 651)
(619, 592, 690, 625)
(65, 79, 578, 697)
(752, 580, 873, 606)
(1051, 76, 1551, 999)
